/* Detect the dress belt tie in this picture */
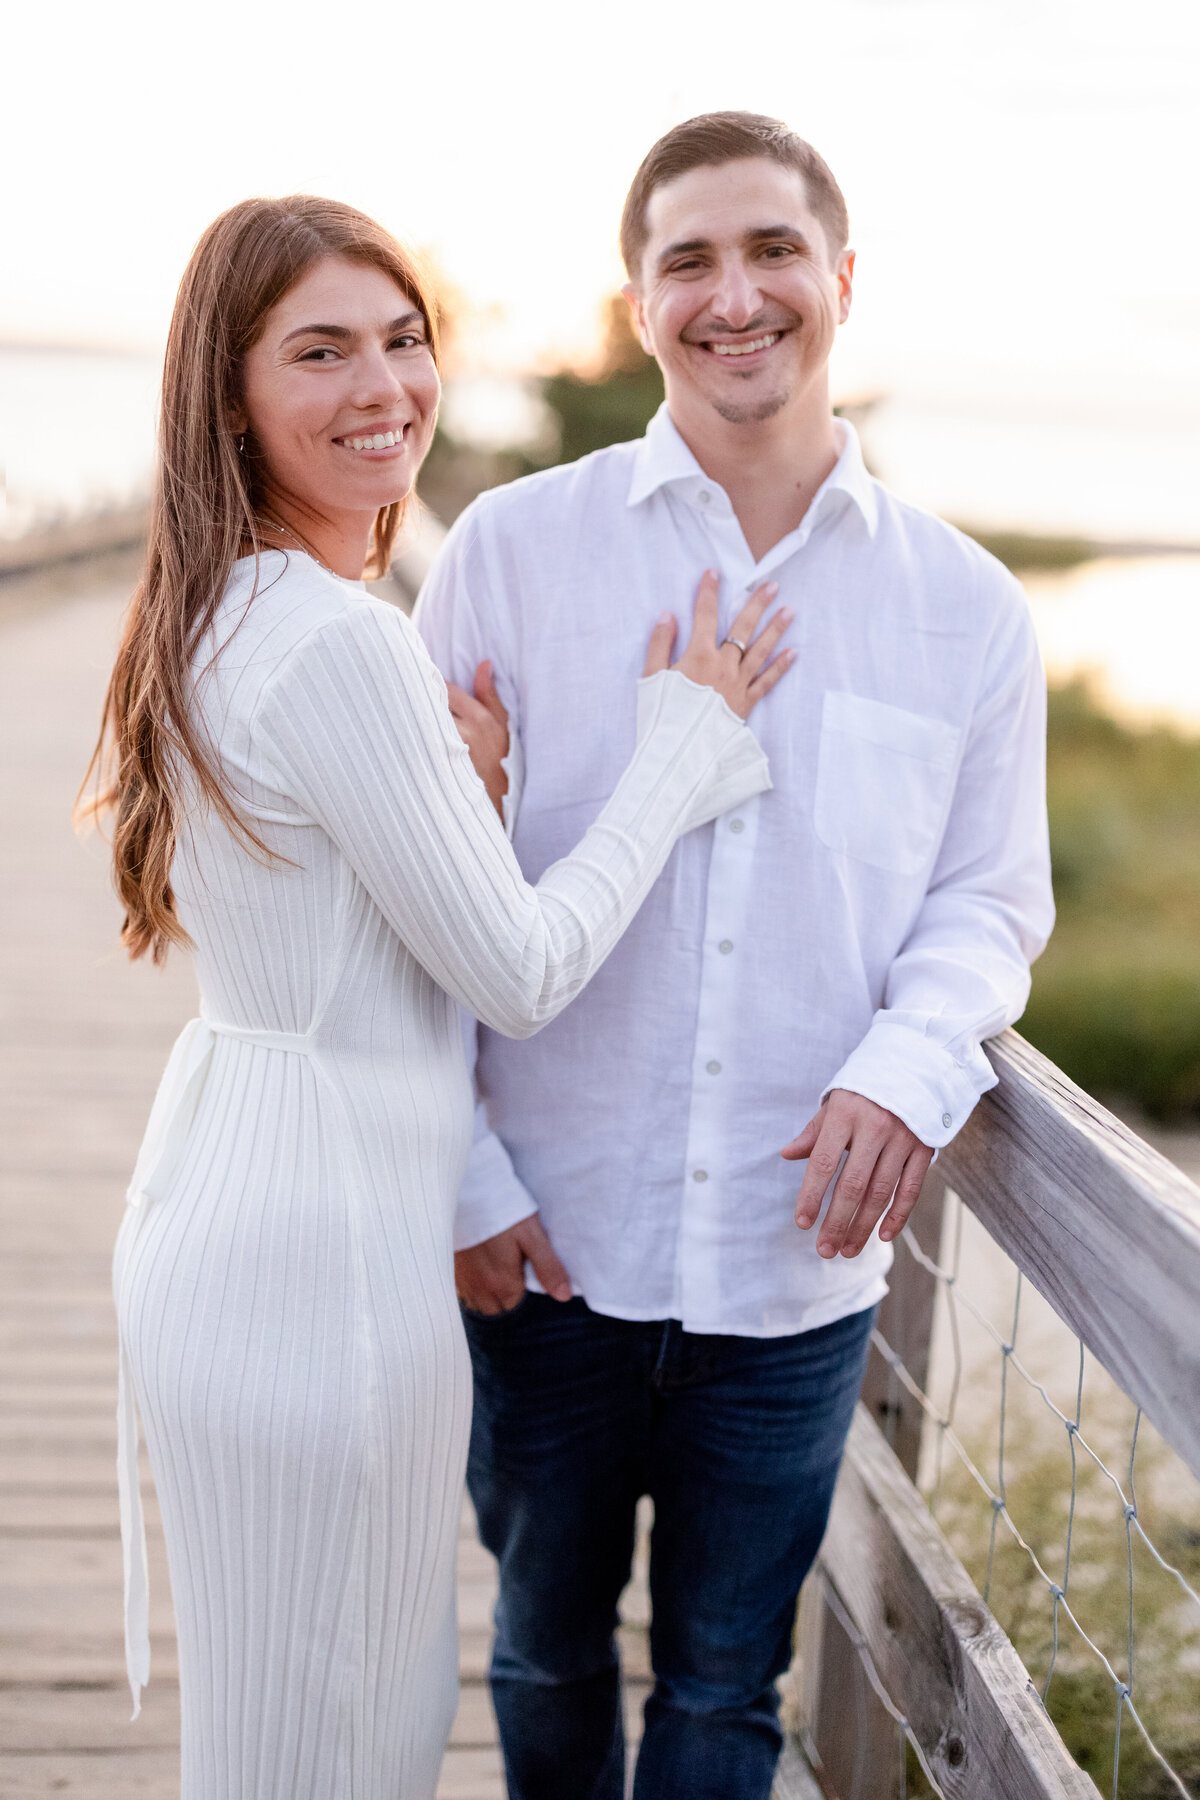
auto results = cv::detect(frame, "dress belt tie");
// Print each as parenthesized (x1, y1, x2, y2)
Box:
(117, 1015, 315, 1718)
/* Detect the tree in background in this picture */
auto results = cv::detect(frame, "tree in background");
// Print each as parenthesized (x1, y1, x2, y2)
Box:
(539, 297, 664, 465)
(418, 298, 662, 524)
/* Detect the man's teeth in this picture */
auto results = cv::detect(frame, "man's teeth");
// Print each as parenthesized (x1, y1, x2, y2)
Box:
(709, 333, 780, 357)
(342, 430, 403, 451)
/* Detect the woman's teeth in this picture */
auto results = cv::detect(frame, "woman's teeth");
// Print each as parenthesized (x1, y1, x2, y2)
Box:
(342, 430, 403, 451)
(709, 333, 781, 357)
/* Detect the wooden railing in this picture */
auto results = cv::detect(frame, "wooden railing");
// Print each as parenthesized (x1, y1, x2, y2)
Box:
(783, 1030, 1200, 1800)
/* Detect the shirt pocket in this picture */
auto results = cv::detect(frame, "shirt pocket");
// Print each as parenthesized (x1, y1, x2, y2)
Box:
(813, 691, 961, 876)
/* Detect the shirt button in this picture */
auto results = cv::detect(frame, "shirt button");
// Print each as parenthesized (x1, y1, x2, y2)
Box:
(693, 1169, 709, 1183)
(706, 1060, 722, 1075)
(698, 490, 711, 506)
(942, 1112, 953, 1129)
(718, 939, 734, 955)
(729, 818, 745, 834)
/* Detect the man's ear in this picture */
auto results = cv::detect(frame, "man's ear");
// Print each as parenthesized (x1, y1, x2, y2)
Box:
(621, 282, 653, 357)
(836, 250, 856, 326)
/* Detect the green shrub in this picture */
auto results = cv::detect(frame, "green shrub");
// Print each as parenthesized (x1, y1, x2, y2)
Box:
(1022, 683, 1200, 1117)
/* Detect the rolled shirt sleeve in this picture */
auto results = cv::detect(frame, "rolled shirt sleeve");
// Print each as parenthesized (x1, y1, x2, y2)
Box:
(823, 578, 1055, 1147)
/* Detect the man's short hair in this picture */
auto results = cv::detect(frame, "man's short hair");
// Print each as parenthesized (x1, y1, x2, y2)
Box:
(620, 111, 850, 280)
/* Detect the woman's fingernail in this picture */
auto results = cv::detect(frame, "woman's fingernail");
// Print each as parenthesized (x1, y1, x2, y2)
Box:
(658, 611, 673, 624)
(765, 581, 779, 595)
(780, 607, 794, 623)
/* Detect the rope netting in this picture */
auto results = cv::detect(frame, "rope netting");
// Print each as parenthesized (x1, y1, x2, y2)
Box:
(863, 1192, 1200, 1799)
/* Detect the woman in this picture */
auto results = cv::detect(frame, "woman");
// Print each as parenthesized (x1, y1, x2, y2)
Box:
(82, 195, 793, 1799)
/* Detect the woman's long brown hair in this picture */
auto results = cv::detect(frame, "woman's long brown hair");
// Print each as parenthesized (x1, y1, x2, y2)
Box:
(77, 196, 439, 963)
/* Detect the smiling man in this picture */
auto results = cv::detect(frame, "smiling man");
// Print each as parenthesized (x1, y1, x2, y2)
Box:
(417, 113, 1054, 1800)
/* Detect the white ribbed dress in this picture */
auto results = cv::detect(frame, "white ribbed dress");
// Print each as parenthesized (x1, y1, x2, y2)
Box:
(113, 549, 770, 1800)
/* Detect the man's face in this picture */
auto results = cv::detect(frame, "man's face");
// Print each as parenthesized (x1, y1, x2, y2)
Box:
(625, 157, 854, 429)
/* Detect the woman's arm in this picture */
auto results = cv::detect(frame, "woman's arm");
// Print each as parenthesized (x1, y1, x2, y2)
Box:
(254, 590, 780, 1038)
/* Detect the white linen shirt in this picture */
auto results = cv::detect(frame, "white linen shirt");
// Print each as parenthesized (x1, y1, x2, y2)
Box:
(415, 407, 1054, 1337)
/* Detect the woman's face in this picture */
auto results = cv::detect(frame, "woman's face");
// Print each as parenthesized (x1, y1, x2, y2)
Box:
(237, 254, 440, 525)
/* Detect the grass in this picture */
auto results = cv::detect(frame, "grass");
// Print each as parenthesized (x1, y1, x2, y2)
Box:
(928, 1393, 1200, 1798)
(1022, 682, 1200, 1118)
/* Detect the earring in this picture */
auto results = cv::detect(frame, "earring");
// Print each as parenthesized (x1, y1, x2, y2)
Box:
(238, 433, 246, 457)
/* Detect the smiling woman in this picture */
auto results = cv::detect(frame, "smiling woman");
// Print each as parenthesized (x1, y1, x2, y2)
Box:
(234, 258, 441, 580)
(79, 196, 443, 963)
(73, 193, 785, 1800)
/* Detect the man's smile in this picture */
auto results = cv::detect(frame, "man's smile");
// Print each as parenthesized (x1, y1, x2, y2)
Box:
(689, 328, 790, 367)
(707, 332, 782, 357)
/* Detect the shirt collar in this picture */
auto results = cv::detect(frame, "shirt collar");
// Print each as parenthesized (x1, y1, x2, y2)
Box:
(626, 402, 879, 538)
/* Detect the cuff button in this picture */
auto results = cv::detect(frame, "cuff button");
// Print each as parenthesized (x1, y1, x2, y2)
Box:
(942, 1112, 953, 1129)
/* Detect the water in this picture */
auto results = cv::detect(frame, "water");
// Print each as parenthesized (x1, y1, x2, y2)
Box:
(0, 344, 158, 539)
(1026, 556, 1200, 735)
(866, 394, 1200, 547)
(3, 346, 1197, 729)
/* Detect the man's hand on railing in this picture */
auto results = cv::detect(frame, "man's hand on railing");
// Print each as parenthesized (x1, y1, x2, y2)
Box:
(782, 1090, 934, 1259)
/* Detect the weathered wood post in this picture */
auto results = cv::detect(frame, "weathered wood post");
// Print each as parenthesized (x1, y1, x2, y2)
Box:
(790, 1171, 948, 1798)
(860, 1169, 948, 1483)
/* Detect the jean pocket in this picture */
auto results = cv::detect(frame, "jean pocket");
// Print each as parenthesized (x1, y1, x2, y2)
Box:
(813, 691, 960, 876)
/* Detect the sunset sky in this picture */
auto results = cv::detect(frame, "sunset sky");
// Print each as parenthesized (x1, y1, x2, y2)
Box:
(4, 0, 1198, 423)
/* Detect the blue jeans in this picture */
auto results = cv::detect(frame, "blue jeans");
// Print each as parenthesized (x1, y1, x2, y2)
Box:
(463, 1295, 876, 1800)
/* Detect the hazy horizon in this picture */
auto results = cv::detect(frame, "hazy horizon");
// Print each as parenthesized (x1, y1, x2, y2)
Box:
(5, 0, 1199, 422)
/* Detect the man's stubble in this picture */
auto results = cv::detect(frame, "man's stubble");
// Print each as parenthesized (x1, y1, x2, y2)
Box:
(712, 388, 791, 426)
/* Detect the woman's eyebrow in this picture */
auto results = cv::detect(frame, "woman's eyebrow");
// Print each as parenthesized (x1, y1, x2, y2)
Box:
(280, 311, 423, 347)
(280, 322, 353, 345)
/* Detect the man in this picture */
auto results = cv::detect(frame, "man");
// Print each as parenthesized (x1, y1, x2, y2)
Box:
(417, 112, 1053, 1800)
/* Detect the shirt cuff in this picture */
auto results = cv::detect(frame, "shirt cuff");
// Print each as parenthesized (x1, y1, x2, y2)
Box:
(453, 1123, 539, 1251)
(822, 1019, 998, 1149)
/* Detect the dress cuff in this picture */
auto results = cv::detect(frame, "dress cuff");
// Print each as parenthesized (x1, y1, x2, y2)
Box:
(499, 726, 524, 840)
(635, 669, 772, 830)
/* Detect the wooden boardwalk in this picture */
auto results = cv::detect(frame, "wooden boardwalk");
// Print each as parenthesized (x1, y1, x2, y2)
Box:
(0, 566, 664, 1798)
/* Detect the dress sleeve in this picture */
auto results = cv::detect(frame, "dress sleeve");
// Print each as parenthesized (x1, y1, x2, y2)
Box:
(254, 601, 771, 1038)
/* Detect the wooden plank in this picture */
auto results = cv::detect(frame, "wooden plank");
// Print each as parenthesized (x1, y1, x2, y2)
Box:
(861, 1171, 948, 1481)
(435, 1748, 506, 1800)
(0, 1684, 181, 1752)
(942, 1030, 1200, 1480)
(797, 1567, 899, 1799)
(818, 1405, 1100, 1800)
(0, 1750, 181, 1797)
(772, 1735, 827, 1800)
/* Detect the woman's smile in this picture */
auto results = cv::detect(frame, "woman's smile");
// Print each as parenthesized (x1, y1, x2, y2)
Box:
(334, 421, 413, 454)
